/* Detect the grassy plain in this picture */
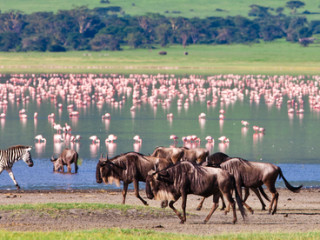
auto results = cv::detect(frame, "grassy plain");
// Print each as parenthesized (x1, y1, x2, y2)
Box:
(0, 229, 319, 240)
(1, 0, 320, 20)
(0, 41, 319, 75)
(0, 203, 319, 240)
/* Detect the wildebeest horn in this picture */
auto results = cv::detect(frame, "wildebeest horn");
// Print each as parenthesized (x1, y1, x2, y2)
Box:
(50, 155, 57, 162)
(148, 170, 156, 176)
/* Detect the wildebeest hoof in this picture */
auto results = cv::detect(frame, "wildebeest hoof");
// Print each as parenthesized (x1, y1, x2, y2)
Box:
(16, 185, 20, 190)
(180, 220, 185, 224)
(196, 207, 201, 211)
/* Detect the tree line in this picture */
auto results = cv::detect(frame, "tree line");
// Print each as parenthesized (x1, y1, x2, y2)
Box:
(0, 4, 319, 52)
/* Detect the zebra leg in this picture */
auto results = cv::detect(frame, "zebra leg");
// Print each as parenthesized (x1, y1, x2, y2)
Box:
(6, 169, 20, 189)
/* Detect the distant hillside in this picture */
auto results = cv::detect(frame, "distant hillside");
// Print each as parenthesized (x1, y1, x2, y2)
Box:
(1, 0, 320, 20)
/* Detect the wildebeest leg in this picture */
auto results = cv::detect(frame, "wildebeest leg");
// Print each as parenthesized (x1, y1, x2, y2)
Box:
(133, 179, 148, 206)
(265, 182, 279, 214)
(203, 193, 220, 223)
(169, 200, 184, 223)
(250, 187, 267, 211)
(242, 188, 254, 214)
(122, 182, 128, 204)
(196, 197, 206, 211)
(6, 169, 20, 189)
(181, 192, 187, 223)
(67, 163, 72, 173)
(74, 162, 78, 173)
(223, 191, 237, 224)
(220, 195, 227, 211)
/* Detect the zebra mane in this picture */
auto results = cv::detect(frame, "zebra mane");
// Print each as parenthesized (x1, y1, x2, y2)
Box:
(7, 145, 32, 151)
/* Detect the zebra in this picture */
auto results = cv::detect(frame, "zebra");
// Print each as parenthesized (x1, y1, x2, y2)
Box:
(0, 145, 33, 189)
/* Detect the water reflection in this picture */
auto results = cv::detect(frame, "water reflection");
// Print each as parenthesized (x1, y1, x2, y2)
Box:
(0, 73, 320, 189)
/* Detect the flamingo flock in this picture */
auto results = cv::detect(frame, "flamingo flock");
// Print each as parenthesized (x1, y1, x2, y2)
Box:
(1, 73, 319, 156)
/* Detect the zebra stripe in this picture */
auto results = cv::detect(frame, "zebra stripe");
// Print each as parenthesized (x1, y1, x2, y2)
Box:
(0, 145, 31, 169)
(0, 145, 33, 189)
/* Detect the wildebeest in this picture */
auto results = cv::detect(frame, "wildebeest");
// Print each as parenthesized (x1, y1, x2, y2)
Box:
(181, 147, 209, 164)
(51, 148, 79, 173)
(197, 152, 270, 213)
(0, 145, 33, 189)
(96, 152, 172, 206)
(151, 146, 209, 165)
(151, 146, 184, 164)
(146, 161, 246, 224)
(212, 157, 302, 214)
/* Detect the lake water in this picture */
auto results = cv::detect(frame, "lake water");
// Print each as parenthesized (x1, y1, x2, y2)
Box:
(0, 73, 319, 190)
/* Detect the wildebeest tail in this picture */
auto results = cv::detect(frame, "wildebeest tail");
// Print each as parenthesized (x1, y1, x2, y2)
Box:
(232, 176, 247, 220)
(278, 168, 302, 192)
(258, 186, 270, 202)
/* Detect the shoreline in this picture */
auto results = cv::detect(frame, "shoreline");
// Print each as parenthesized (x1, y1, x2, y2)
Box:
(0, 188, 319, 233)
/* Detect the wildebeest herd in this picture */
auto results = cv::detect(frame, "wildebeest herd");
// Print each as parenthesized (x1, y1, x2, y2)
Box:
(1, 144, 302, 225)
(95, 146, 302, 224)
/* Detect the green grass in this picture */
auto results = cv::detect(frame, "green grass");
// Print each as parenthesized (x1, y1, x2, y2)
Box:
(0, 203, 319, 239)
(1, 0, 320, 20)
(0, 202, 151, 212)
(1, 40, 320, 75)
(0, 229, 319, 240)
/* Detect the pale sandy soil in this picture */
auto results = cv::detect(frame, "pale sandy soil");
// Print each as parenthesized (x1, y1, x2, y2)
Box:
(0, 188, 319, 235)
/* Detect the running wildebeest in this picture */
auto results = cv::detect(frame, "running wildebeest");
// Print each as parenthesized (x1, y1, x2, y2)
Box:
(211, 157, 302, 214)
(197, 152, 270, 213)
(0, 145, 33, 189)
(51, 148, 79, 173)
(96, 152, 172, 206)
(146, 161, 246, 224)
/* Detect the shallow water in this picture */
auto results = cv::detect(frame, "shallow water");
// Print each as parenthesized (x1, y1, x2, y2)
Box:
(0, 74, 319, 189)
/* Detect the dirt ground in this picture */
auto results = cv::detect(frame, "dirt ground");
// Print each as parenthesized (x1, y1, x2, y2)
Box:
(0, 188, 319, 235)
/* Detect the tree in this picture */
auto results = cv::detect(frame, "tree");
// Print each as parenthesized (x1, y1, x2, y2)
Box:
(286, 1, 305, 14)
(0, 32, 20, 51)
(89, 34, 120, 50)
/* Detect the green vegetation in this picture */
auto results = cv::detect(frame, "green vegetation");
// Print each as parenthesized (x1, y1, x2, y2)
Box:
(0, 2, 319, 52)
(0, 202, 152, 212)
(0, 41, 319, 75)
(1, 0, 320, 20)
(0, 228, 319, 240)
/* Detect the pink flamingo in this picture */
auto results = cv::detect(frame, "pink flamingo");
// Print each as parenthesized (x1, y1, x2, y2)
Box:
(69, 111, 79, 117)
(167, 113, 173, 118)
(0, 113, 5, 118)
(170, 134, 178, 143)
(102, 113, 111, 119)
(70, 135, 81, 142)
(133, 135, 142, 143)
(89, 135, 100, 144)
(53, 134, 64, 143)
(198, 112, 206, 119)
(241, 120, 249, 127)
(64, 123, 72, 133)
(34, 134, 46, 143)
(253, 125, 260, 132)
(106, 134, 117, 143)
(48, 113, 55, 119)
(205, 136, 214, 143)
(34, 112, 38, 118)
(218, 136, 229, 143)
